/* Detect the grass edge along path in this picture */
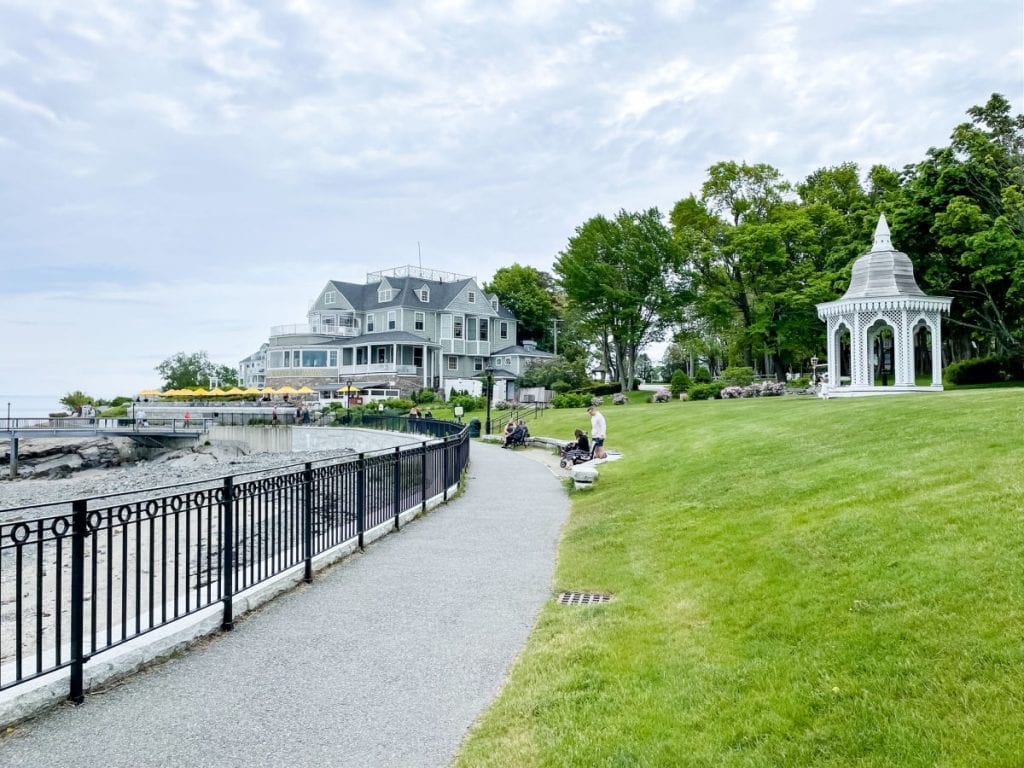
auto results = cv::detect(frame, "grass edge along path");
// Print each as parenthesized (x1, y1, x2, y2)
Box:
(453, 387, 1024, 767)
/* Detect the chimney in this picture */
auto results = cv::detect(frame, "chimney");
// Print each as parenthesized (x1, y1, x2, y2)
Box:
(523, 340, 537, 352)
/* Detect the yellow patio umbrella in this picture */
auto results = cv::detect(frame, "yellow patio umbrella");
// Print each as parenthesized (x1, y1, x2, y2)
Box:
(261, 387, 277, 395)
(336, 384, 360, 393)
(176, 388, 197, 396)
(243, 386, 262, 395)
(208, 387, 227, 396)
(296, 386, 315, 395)
(138, 388, 162, 396)
(192, 387, 209, 396)
(276, 385, 299, 395)
(224, 387, 246, 396)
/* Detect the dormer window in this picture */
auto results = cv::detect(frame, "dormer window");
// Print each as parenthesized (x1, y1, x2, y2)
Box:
(378, 288, 393, 303)
(490, 297, 497, 310)
(325, 290, 336, 305)
(468, 291, 476, 303)
(418, 287, 430, 302)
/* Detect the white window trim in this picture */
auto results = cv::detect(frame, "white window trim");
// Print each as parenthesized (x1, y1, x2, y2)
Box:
(387, 310, 396, 330)
(473, 357, 483, 371)
(468, 290, 476, 303)
(453, 313, 465, 340)
(378, 288, 393, 303)
(367, 314, 375, 332)
(414, 311, 425, 331)
(325, 290, 336, 305)
(499, 321, 509, 339)
(447, 355, 458, 371)
(419, 287, 430, 302)
(490, 297, 497, 310)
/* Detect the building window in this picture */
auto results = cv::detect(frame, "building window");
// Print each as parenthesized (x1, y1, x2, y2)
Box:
(419, 287, 429, 302)
(453, 316, 464, 339)
(468, 290, 476, 303)
(367, 314, 375, 332)
(378, 288, 392, 303)
(343, 348, 353, 365)
(499, 321, 509, 339)
(377, 348, 386, 364)
(292, 350, 301, 367)
(329, 350, 338, 367)
(504, 356, 512, 366)
(325, 290, 336, 305)
(473, 357, 483, 371)
(388, 310, 396, 330)
(479, 321, 488, 341)
(269, 351, 285, 368)
(414, 311, 424, 331)
(413, 348, 423, 367)
(467, 317, 477, 341)
(302, 350, 328, 367)
(491, 297, 497, 310)
(447, 355, 458, 371)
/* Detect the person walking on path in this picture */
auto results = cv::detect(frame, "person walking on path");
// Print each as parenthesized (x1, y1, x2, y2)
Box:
(0, 443, 569, 768)
(587, 404, 607, 459)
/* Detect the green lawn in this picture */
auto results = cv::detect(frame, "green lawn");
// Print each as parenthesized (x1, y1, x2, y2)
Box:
(454, 388, 1024, 767)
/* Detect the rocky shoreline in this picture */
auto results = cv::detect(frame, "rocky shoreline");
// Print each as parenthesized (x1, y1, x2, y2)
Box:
(0, 437, 355, 516)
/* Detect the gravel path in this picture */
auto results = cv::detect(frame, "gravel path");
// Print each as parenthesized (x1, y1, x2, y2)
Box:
(0, 442, 570, 768)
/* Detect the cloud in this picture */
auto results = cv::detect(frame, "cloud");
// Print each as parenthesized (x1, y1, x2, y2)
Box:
(0, 88, 62, 124)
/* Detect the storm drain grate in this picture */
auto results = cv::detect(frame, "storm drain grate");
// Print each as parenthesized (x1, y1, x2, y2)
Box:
(557, 591, 613, 606)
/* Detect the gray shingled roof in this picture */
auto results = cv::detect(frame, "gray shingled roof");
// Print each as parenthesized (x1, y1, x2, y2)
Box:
(842, 215, 926, 299)
(327, 276, 502, 314)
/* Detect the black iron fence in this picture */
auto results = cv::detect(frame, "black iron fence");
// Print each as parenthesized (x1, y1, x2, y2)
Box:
(0, 418, 469, 702)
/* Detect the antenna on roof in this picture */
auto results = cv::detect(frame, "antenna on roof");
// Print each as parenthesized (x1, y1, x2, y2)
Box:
(417, 241, 422, 272)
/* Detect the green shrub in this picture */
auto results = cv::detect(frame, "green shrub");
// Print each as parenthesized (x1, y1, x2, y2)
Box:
(449, 393, 484, 411)
(944, 356, 1024, 385)
(720, 366, 755, 386)
(551, 392, 591, 409)
(787, 376, 811, 389)
(669, 370, 692, 396)
(694, 367, 712, 384)
(380, 398, 415, 411)
(110, 396, 133, 407)
(550, 379, 573, 393)
(415, 388, 436, 404)
(687, 382, 724, 400)
(577, 382, 622, 396)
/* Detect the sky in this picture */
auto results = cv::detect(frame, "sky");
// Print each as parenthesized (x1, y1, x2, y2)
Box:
(1, 0, 1021, 399)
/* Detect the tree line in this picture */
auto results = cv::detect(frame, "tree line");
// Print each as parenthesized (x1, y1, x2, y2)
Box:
(485, 94, 1022, 388)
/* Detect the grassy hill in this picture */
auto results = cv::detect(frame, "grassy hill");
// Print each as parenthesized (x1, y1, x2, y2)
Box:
(455, 388, 1024, 767)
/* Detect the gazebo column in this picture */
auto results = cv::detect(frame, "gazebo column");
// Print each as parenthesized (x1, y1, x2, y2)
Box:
(852, 313, 868, 387)
(422, 344, 428, 388)
(896, 310, 913, 386)
(931, 316, 943, 386)
(827, 317, 839, 387)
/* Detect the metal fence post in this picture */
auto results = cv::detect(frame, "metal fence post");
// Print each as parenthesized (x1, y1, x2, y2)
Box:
(393, 446, 401, 530)
(420, 444, 427, 512)
(221, 476, 235, 631)
(442, 438, 449, 501)
(68, 498, 87, 704)
(303, 462, 313, 583)
(357, 452, 366, 550)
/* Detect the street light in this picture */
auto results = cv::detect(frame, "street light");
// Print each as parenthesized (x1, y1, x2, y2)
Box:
(346, 378, 353, 422)
(810, 355, 818, 382)
(484, 364, 494, 435)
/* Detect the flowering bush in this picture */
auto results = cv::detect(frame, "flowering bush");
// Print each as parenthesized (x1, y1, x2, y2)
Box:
(652, 388, 671, 403)
(494, 400, 513, 410)
(720, 382, 787, 398)
(590, 396, 604, 407)
(612, 393, 628, 405)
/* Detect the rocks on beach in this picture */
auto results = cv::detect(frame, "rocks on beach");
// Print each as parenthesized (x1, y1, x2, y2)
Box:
(0, 437, 354, 515)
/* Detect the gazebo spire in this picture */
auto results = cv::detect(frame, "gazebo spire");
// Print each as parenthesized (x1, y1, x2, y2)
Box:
(872, 213, 892, 251)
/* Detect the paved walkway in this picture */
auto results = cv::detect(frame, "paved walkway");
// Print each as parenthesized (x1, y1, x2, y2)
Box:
(0, 443, 570, 768)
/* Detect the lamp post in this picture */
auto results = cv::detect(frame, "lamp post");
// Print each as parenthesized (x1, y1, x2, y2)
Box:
(346, 378, 353, 421)
(810, 355, 818, 383)
(484, 365, 494, 435)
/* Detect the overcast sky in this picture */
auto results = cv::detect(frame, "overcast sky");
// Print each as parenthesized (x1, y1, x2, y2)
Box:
(1, 0, 1021, 398)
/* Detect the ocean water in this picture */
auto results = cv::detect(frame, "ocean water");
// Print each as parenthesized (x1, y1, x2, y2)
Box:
(0, 394, 65, 418)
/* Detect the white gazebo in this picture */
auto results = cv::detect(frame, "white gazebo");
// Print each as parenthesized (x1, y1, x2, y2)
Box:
(816, 214, 952, 397)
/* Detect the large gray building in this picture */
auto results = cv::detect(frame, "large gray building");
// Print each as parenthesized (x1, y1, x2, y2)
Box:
(239, 265, 553, 401)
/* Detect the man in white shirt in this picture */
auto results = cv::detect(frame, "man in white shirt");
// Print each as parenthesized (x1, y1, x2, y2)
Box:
(587, 405, 607, 459)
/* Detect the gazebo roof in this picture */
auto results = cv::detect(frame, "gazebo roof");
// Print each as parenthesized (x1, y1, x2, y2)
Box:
(841, 214, 925, 300)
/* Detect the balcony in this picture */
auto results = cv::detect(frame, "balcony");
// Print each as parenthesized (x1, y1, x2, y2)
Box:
(266, 364, 420, 376)
(270, 323, 359, 338)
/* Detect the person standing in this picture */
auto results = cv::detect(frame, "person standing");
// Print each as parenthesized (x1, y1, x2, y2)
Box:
(587, 405, 606, 459)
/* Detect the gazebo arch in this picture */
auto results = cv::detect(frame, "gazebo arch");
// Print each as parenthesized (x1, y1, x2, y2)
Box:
(816, 215, 952, 396)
